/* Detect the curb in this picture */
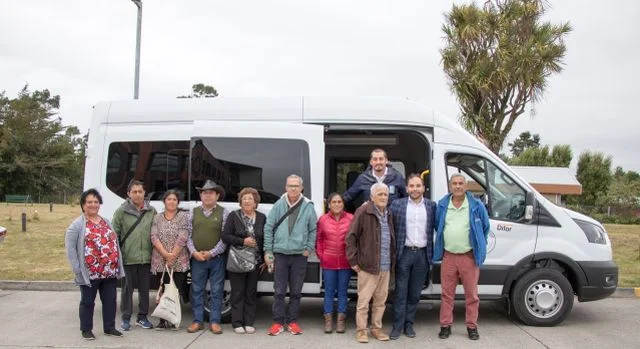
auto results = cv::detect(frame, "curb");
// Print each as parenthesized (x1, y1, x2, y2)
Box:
(0, 280, 77, 292)
(1, 280, 639, 298)
(610, 287, 640, 299)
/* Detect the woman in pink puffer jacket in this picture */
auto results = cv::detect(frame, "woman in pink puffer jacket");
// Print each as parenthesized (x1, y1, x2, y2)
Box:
(316, 193, 354, 334)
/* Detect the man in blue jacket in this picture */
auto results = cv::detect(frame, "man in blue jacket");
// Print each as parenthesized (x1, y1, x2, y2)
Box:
(263, 174, 318, 336)
(389, 174, 436, 340)
(343, 148, 407, 206)
(433, 174, 490, 341)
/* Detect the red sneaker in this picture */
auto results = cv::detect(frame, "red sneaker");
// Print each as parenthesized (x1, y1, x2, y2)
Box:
(268, 323, 284, 336)
(287, 322, 303, 335)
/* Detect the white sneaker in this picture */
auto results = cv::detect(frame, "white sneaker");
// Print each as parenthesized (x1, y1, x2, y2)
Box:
(244, 326, 256, 334)
(234, 327, 246, 334)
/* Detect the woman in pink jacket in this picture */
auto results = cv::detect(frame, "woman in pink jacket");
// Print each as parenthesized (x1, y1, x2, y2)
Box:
(316, 192, 353, 334)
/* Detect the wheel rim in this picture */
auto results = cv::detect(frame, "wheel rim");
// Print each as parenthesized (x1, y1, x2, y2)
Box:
(524, 279, 564, 319)
(221, 291, 231, 316)
(203, 291, 231, 317)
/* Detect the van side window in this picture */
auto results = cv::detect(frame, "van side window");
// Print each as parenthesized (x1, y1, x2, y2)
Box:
(106, 141, 190, 200)
(190, 137, 311, 204)
(446, 153, 526, 222)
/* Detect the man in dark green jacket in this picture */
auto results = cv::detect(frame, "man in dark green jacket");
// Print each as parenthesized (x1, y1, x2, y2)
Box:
(112, 180, 157, 331)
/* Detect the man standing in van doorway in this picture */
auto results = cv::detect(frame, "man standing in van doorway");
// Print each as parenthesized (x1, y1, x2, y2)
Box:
(388, 174, 436, 340)
(433, 174, 490, 341)
(186, 180, 229, 335)
(346, 183, 395, 343)
(263, 174, 318, 336)
(343, 148, 407, 207)
(112, 179, 157, 331)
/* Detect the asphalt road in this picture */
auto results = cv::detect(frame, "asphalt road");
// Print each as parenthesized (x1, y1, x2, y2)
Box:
(0, 290, 638, 349)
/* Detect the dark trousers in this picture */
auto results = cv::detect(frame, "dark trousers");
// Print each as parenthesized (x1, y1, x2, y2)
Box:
(157, 271, 187, 300)
(79, 278, 117, 332)
(120, 264, 151, 321)
(229, 268, 259, 328)
(273, 253, 308, 324)
(392, 247, 428, 330)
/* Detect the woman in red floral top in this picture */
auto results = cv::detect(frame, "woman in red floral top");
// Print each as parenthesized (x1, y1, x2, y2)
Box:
(150, 189, 190, 329)
(65, 189, 126, 341)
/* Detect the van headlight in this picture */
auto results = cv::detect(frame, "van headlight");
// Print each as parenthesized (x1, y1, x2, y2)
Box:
(574, 219, 607, 244)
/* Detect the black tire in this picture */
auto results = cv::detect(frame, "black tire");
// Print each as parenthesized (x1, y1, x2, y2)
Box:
(510, 268, 574, 326)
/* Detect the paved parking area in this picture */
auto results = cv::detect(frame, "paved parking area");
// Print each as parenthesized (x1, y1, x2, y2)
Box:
(0, 290, 638, 348)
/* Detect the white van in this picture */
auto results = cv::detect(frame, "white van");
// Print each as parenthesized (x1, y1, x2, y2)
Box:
(84, 96, 618, 327)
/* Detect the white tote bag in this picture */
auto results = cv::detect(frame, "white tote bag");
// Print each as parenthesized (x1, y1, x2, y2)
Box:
(151, 266, 182, 326)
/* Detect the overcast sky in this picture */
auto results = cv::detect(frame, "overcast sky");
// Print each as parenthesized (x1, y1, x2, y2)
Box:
(1, 0, 639, 171)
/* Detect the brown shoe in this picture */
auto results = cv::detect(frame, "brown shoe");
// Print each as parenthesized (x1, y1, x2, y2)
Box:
(187, 322, 203, 333)
(356, 329, 369, 343)
(324, 313, 333, 333)
(370, 328, 390, 341)
(210, 323, 223, 334)
(336, 313, 346, 333)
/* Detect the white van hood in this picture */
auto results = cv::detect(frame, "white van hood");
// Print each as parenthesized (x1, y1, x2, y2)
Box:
(561, 207, 602, 227)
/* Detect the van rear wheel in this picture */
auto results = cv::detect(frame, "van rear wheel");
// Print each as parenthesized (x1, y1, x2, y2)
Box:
(510, 268, 573, 326)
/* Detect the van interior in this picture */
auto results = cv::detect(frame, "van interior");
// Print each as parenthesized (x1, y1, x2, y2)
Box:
(323, 127, 432, 213)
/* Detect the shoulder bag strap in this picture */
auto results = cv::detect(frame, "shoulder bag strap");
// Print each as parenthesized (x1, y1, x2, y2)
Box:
(272, 198, 304, 234)
(119, 210, 147, 248)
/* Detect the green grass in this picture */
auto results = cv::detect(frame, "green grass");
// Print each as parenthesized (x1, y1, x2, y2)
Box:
(1, 204, 639, 287)
(0, 203, 76, 281)
(606, 224, 640, 287)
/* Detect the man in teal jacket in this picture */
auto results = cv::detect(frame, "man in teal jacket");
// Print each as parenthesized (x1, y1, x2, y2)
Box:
(111, 180, 157, 331)
(433, 174, 490, 341)
(263, 174, 317, 336)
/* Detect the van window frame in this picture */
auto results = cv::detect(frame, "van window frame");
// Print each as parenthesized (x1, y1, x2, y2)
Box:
(444, 151, 528, 223)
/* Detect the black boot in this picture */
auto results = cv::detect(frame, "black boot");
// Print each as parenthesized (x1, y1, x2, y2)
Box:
(467, 327, 479, 340)
(438, 326, 451, 339)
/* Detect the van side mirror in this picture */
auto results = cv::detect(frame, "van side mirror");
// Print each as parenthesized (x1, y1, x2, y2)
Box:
(524, 191, 536, 221)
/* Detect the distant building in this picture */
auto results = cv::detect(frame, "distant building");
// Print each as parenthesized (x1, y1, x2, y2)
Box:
(511, 166, 582, 205)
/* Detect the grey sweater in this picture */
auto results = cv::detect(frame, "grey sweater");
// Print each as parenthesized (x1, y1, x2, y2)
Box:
(65, 215, 126, 286)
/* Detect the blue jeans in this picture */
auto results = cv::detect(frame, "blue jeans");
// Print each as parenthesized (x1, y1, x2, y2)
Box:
(322, 269, 351, 314)
(191, 256, 226, 324)
(392, 248, 428, 330)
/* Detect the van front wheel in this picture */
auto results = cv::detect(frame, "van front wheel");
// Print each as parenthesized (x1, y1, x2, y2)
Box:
(510, 268, 573, 326)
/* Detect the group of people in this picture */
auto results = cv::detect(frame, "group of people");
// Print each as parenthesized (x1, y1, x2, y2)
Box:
(344, 149, 490, 343)
(64, 148, 490, 343)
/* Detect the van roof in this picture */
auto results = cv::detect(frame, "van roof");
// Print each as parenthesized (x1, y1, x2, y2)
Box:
(94, 96, 482, 149)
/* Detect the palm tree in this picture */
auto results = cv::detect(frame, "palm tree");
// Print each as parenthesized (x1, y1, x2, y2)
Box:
(441, 0, 572, 154)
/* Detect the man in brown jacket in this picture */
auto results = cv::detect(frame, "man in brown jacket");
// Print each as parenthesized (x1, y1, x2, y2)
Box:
(346, 182, 396, 343)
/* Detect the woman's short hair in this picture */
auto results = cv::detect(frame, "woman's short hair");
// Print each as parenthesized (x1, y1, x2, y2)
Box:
(238, 187, 261, 208)
(80, 188, 103, 212)
(162, 189, 181, 204)
(327, 192, 344, 204)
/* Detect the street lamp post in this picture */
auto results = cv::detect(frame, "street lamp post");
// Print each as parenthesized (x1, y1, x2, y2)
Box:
(132, 0, 142, 99)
